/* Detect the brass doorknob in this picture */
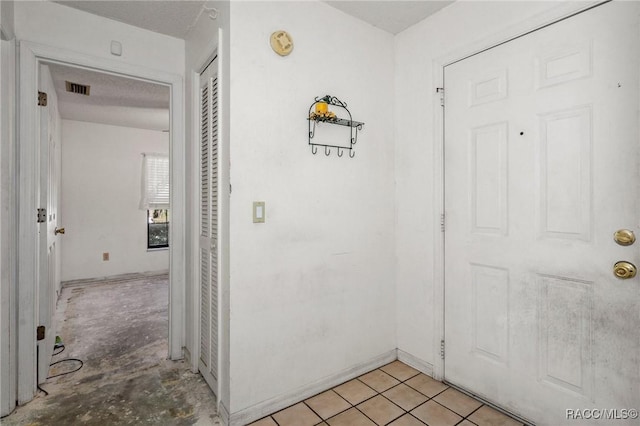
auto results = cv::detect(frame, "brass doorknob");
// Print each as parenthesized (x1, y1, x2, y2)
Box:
(55, 227, 65, 235)
(614, 229, 636, 246)
(613, 261, 636, 279)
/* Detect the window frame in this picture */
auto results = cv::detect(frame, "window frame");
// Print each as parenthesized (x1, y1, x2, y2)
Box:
(147, 208, 169, 250)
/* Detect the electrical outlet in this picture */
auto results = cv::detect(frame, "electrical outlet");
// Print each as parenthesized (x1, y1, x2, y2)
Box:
(103, 252, 110, 261)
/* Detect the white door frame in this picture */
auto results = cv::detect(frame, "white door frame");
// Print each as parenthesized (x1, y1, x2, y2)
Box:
(17, 40, 186, 403)
(0, 36, 17, 417)
(430, 1, 607, 380)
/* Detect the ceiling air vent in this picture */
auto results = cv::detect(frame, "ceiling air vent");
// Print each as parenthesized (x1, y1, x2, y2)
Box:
(65, 81, 90, 96)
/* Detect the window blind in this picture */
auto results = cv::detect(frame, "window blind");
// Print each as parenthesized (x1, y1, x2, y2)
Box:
(140, 153, 169, 210)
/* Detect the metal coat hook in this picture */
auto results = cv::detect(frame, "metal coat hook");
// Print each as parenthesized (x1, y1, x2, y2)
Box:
(309, 120, 316, 139)
(307, 95, 364, 159)
(352, 125, 361, 145)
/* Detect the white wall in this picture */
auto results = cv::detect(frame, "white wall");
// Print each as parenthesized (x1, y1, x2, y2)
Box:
(60, 120, 169, 281)
(14, 1, 184, 76)
(394, 1, 602, 371)
(60, 104, 169, 132)
(228, 1, 395, 420)
(0, 0, 14, 40)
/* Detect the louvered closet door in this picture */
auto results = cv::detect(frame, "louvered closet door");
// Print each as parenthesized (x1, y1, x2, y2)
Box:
(198, 58, 218, 392)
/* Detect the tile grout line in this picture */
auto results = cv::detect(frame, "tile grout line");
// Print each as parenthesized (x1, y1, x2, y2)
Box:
(329, 387, 360, 411)
(406, 412, 429, 425)
(253, 363, 482, 426)
(460, 403, 484, 424)
(301, 400, 323, 421)
(354, 367, 428, 426)
(427, 386, 490, 423)
(404, 386, 454, 423)
(321, 380, 385, 425)
(375, 389, 412, 424)
(301, 399, 336, 425)
(353, 403, 385, 426)
(359, 390, 405, 426)
(338, 368, 442, 426)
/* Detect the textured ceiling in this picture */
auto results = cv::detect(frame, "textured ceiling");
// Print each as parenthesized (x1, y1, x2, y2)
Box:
(53, 0, 208, 39)
(47, 63, 170, 130)
(54, 1, 452, 39)
(43, 1, 453, 130)
(325, 1, 454, 34)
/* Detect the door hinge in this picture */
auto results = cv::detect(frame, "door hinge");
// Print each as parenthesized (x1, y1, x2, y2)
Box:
(440, 213, 445, 232)
(436, 87, 444, 107)
(37, 208, 47, 223)
(440, 339, 445, 359)
(38, 91, 48, 107)
(229, 183, 232, 194)
(37, 326, 45, 341)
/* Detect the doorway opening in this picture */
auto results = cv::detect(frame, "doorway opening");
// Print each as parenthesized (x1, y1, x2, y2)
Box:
(41, 59, 171, 379)
(17, 41, 186, 405)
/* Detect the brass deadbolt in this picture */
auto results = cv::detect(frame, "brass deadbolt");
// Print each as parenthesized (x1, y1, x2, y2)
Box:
(614, 229, 635, 246)
(613, 261, 636, 279)
(55, 227, 65, 235)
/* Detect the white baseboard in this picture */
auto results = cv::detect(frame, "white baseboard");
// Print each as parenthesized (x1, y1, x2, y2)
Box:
(229, 349, 397, 426)
(397, 349, 434, 377)
(61, 270, 169, 288)
(219, 400, 230, 425)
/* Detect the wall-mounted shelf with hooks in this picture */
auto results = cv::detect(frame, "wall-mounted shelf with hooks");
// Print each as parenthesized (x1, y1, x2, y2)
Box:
(307, 95, 364, 158)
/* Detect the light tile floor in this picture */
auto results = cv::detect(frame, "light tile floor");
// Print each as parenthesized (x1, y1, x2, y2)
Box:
(250, 361, 523, 426)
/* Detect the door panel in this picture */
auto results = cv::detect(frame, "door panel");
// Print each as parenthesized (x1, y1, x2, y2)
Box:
(444, 3, 640, 424)
(198, 58, 219, 393)
(37, 64, 60, 383)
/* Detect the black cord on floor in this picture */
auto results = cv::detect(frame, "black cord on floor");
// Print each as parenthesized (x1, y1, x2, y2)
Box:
(47, 358, 84, 379)
(52, 344, 65, 356)
(37, 384, 49, 396)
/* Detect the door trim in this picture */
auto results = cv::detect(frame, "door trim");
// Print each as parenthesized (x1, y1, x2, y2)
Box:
(0, 37, 17, 417)
(17, 40, 186, 403)
(431, 1, 609, 381)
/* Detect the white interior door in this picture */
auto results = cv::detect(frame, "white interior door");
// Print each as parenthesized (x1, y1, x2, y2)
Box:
(444, 3, 640, 425)
(37, 64, 61, 383)
(198, 58, 219, 393)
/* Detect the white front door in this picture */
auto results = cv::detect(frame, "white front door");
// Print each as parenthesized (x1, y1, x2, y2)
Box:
(37, 64, 61, 383)
(444, 3, 640, 425)
(198, 58, 219, 393)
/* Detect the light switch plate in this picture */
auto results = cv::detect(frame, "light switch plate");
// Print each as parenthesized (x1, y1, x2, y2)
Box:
(253, 202, 265, 223)
(110, 40, 122, 56)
